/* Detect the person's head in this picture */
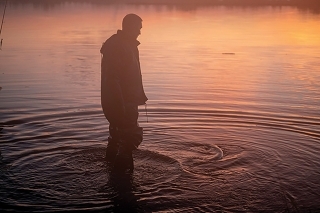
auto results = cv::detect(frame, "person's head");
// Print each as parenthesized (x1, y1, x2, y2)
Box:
(122, 14, 142, 40)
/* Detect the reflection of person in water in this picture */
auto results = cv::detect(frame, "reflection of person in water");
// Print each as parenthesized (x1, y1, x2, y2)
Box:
(108, 171, 141, 212)
(100, 14, 148, 172)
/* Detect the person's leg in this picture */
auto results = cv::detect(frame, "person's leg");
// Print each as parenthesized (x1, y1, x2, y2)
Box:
(104, 106, 123, 162)
(105, 125, 120, 162)
(114, 105, 142, 172)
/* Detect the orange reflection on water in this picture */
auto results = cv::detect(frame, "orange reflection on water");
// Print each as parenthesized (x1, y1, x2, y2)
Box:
(5, 5, 320, 48)
(2, 4, 320, 108)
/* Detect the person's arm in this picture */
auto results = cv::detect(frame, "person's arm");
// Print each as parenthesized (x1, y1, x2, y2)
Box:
(101, 43, 126, 126)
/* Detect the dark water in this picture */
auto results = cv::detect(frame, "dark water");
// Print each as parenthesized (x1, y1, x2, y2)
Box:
(0, 2, 320, 212)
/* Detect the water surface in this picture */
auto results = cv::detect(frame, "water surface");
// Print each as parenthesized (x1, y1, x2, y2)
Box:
(0, 2, 320, 212)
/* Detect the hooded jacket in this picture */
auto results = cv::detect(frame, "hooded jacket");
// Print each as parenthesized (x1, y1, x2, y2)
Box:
(100, 30, 148, 124)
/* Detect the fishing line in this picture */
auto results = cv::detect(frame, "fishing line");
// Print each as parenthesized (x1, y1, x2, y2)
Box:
(0, 0, 8, 50)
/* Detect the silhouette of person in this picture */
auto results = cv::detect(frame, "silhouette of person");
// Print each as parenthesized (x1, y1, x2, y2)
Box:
(100, 14, 148, 172)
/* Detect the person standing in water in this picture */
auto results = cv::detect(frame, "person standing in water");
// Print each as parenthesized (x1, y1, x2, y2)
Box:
(100, 14, 148, 172)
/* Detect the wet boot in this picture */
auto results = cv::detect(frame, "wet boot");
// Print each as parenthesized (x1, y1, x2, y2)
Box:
(113, 142, 134, 173)
(105, 137, 119, 162)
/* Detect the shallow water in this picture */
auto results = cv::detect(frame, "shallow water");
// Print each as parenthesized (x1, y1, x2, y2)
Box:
(1, 2, 320, 212)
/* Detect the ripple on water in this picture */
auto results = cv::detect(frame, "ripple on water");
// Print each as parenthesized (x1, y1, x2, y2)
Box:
(175, 142, 224, 177)
(0, 146, 186, 212)
(1, 105, 320, 212)
(138, 108, 320, 212)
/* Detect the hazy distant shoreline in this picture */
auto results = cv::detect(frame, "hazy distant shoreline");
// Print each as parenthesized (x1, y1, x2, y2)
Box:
(4, 0, 320, 7)
(3, 0, 320, 15)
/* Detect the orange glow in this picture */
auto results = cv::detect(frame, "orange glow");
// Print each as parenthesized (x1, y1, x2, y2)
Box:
(2, 4, 319, 105)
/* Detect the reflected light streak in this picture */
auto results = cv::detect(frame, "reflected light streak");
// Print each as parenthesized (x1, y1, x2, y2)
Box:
(2, 4, 320, 109)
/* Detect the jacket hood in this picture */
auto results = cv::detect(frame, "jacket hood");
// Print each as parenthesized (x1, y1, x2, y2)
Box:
(100, 30, 140, 54)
